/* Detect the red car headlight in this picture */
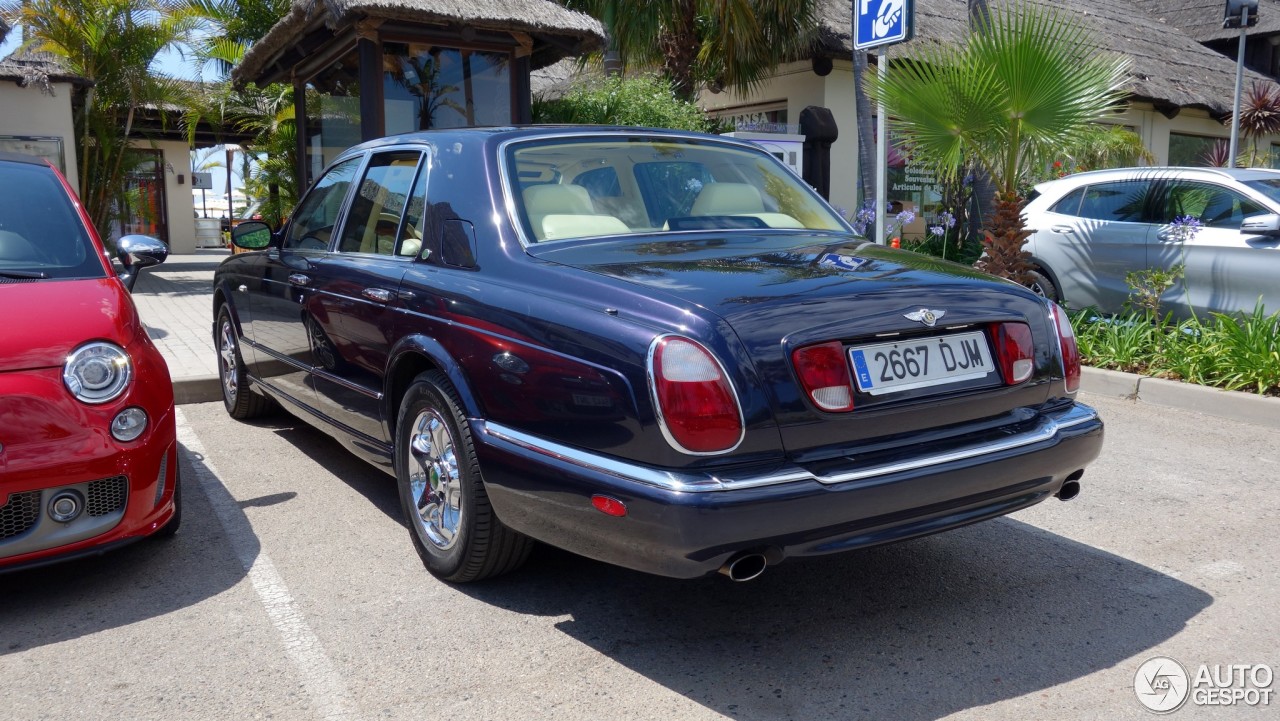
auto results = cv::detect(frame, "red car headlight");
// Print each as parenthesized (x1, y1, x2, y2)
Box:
(63, 341, 132, 404)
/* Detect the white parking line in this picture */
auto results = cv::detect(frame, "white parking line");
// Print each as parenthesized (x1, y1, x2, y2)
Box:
(175, 407, 361, 721)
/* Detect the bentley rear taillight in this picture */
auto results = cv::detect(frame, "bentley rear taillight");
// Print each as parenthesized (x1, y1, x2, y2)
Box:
(649, 336, 744, 454)
(792, 341, 855, 411)
(990, 322, 1034, 385)
(1049, 303, 1081, 393)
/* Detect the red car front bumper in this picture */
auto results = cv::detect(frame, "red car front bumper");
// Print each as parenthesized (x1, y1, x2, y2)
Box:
(1, 334, 177, 571)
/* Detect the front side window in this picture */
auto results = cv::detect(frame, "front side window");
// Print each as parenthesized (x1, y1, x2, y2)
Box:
(508, 138, 847, 243)
(285, 157, 362, 251)
(0, 160, 102, 279)
(337, 152, 423, 256)
(1077, 180, 1149, 223)
(1162, 181, 1267, 229)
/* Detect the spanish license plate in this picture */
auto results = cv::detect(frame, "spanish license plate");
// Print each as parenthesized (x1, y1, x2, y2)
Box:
(849, 331, 994, 395)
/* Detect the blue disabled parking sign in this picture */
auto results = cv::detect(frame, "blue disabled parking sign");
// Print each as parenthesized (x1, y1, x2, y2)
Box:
(854, 0, 914, 51)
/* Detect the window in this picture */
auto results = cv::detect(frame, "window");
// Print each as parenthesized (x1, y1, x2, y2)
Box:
(382, 42, 512, 132)
(303, 47, 363, 183)
(1168, 133, 1223, 167)
(574, 167, 621, 199)
(337, 152, 423, 255)
(1049, 187, 1086, 215)
(633, 161, 715, 226)
(1161, 181, 1267, 229)
(285, 157, 362, 251)
(1077, 180, 1149, 222)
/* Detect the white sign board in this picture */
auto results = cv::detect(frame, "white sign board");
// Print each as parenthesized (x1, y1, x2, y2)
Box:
(854, 0, 914, 51)
(191, 171, 214, 190)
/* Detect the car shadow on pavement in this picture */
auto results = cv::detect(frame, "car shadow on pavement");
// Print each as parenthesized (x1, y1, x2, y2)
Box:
(459, 518, 1211, 721)
(0, 445, 255, 655)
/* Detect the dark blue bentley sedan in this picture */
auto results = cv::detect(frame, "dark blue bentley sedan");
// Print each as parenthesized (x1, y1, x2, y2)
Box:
(214, 127, 1102, 582)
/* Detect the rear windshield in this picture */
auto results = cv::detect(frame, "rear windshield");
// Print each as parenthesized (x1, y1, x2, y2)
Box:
(506, 137, 848, 243)
(0, 160, 104, 280)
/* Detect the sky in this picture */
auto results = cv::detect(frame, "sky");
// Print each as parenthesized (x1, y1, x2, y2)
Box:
(1, 27, 243, 208)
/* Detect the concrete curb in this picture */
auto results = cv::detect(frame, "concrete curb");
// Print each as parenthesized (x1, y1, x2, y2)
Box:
(173, 375, 223, 406)
(1081, 367, 1280, 431)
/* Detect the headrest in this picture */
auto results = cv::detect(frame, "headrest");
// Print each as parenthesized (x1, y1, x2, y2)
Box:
(691, 183, 765, 215)
(523, 184, 594, 216)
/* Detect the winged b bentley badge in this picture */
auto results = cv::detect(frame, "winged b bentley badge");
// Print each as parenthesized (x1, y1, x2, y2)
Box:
(904, 308, 946, 327)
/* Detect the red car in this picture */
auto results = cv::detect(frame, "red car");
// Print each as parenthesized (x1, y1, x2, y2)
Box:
(0, 152, 180, 572)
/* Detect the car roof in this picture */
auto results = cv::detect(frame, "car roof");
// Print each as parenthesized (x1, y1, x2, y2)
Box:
(0, 151, 51, 167)
(341, 125, 749, 155)
(1031, 166, 1280, 198)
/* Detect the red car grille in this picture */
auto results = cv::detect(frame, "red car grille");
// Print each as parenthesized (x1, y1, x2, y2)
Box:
(1, 490, 41, 540)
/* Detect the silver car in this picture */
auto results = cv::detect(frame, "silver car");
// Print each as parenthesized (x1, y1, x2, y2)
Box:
(1022, 167, 1280, 317)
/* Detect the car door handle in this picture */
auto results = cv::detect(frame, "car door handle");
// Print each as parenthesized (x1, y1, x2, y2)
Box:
(288, 273, 311, 286)
(1156, 231, 1179, 243)
(1050, 225, 1075, 234)
(362, 288, 394, 303)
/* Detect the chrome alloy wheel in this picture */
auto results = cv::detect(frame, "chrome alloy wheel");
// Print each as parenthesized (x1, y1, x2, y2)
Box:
(407, 408, 463, 550)
(219, 319, 238, 403)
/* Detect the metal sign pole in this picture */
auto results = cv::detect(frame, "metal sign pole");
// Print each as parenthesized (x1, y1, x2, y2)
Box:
(875, 47, 888, 244)
(1229, 6, 1248, 168)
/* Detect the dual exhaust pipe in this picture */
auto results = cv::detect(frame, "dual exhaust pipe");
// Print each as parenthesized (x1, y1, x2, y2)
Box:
(719, 472, 1085, 582)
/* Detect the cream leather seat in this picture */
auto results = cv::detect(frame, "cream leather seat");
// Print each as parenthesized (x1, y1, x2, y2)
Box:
(522, 184, 629, 241)
(689, 183, 804, 229)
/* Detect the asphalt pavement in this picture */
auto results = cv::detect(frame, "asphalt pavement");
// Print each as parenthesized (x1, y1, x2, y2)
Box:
(2, 393, 1276, 720)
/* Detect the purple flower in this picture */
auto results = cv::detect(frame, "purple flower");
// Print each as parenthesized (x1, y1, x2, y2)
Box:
(929, 225, 944, 236)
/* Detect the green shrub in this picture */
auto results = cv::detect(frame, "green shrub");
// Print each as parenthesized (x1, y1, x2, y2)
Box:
(1070, 304, 1280, 397)
(533, 75, 715, 132)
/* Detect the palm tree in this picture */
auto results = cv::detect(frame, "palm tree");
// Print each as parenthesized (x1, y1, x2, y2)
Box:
(563, 0, 818, 100)
(2, 0, 196, 243)
(866, 1, 1129, 284)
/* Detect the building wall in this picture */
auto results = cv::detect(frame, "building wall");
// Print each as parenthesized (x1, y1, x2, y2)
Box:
(703, 66, 1280, 233)
(153, 139, 197, 253)
(0, 80, 80, 193)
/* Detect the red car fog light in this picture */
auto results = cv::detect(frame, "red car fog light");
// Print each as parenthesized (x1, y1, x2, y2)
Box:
(791, 341, 855, 411)
(991, 322, 1034, 385)
(1049, 302, 1081, 393)
(648, 336, 744, 454)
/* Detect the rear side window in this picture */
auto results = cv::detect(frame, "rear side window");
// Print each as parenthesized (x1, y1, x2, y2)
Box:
(633, 161, 715, 227)
(337, 152, 423, 256)
(0, 160, 102, 279)
(1049, 187, 1085, 215)
(1076, 180, 1149, 222)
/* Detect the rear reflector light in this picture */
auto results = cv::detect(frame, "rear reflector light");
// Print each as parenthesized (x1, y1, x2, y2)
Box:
(991, 322, 1035, 385)
(791, 341, 855, 412)
(591, 495, 627, 517)
(649, 336, 744, 454)
(1049, 303, 1081, 393)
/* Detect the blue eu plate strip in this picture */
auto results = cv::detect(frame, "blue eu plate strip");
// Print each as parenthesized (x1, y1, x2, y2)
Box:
(851, 349, 873, 389)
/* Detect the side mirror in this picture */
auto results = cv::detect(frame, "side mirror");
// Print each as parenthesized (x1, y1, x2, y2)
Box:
(232, 221, 273, 250)
(1240, 213, 1280, 236)
(116, 234, 168, 292)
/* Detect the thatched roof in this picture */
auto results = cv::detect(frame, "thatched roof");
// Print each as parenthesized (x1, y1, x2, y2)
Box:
(1134, 1, 1280, 43)
(0, 49, 91, 92)
(816, 0, 1277, 116)
(234, 0, 605, 86)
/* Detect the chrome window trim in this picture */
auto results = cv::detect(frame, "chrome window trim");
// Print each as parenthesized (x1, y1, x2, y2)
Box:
(480, 404, 1099, 493)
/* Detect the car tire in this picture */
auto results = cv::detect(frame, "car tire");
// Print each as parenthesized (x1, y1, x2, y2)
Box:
(395, 370, 532, 582)
(155, 464, 182, 538)
(1025, 268, 1060, 304)
(216, 305, 272, 419)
